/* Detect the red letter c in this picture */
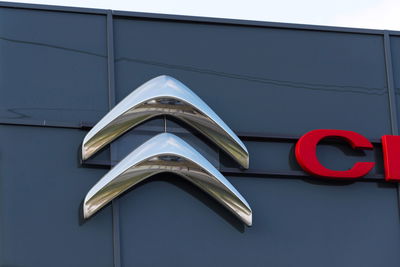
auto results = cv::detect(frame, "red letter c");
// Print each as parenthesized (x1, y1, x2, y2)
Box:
(295, 129, 374, 179)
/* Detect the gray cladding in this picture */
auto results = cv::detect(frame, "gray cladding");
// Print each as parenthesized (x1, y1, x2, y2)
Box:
(0, 2, 399, 267)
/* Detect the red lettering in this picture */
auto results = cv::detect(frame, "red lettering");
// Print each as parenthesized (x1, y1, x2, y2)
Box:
(295, 129, 374, 179)
(381, 135, 400, 182)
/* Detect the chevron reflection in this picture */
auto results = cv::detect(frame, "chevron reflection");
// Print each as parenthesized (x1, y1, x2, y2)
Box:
(81, 75, 249, 169)
(83, 133, 252, 226)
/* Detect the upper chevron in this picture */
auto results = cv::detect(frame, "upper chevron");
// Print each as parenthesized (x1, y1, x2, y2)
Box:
(83, 133, 252, 226)
(81, 75, 249, 169)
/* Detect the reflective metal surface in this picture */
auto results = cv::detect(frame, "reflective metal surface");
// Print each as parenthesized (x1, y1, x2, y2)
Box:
(81, 75, 249, 168)
(83, 133, 252, 226)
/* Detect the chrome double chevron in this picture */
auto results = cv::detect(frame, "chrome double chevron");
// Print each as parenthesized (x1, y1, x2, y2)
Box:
(81, 75, 252, 226)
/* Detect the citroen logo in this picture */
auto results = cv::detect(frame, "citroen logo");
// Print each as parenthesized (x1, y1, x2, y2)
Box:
(81, 75, 252, 226)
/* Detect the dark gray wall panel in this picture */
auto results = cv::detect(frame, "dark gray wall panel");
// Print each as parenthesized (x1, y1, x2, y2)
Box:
(390, 36, 400, 124)
(0, 126, 113, 267)
(119, 175, 400, 267)
(0, 8, 108, 125)
(114, 18, 390, 139)
(0, 4, 399, 267)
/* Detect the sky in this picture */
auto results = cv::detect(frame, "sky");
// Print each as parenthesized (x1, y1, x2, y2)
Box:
(2, 0, 400, 31)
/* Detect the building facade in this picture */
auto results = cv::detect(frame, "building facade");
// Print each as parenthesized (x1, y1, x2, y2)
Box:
(1, 2, 400, 266)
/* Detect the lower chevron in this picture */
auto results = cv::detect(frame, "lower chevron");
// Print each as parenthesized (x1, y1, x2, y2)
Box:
(83, 133, 252, 226)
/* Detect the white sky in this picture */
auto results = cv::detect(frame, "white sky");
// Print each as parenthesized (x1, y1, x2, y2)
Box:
(3, 0, 400, 31)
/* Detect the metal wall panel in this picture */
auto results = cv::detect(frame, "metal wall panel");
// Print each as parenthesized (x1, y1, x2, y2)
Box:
(0, 7, 108, 126)
(113, 18, 390, 139)
(119, 175, 400, 267)
(0, 125, 113, 266)
(390, 36, 400, 124)
(0, 3, 399, 267)
(112, 17, 400, 266)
